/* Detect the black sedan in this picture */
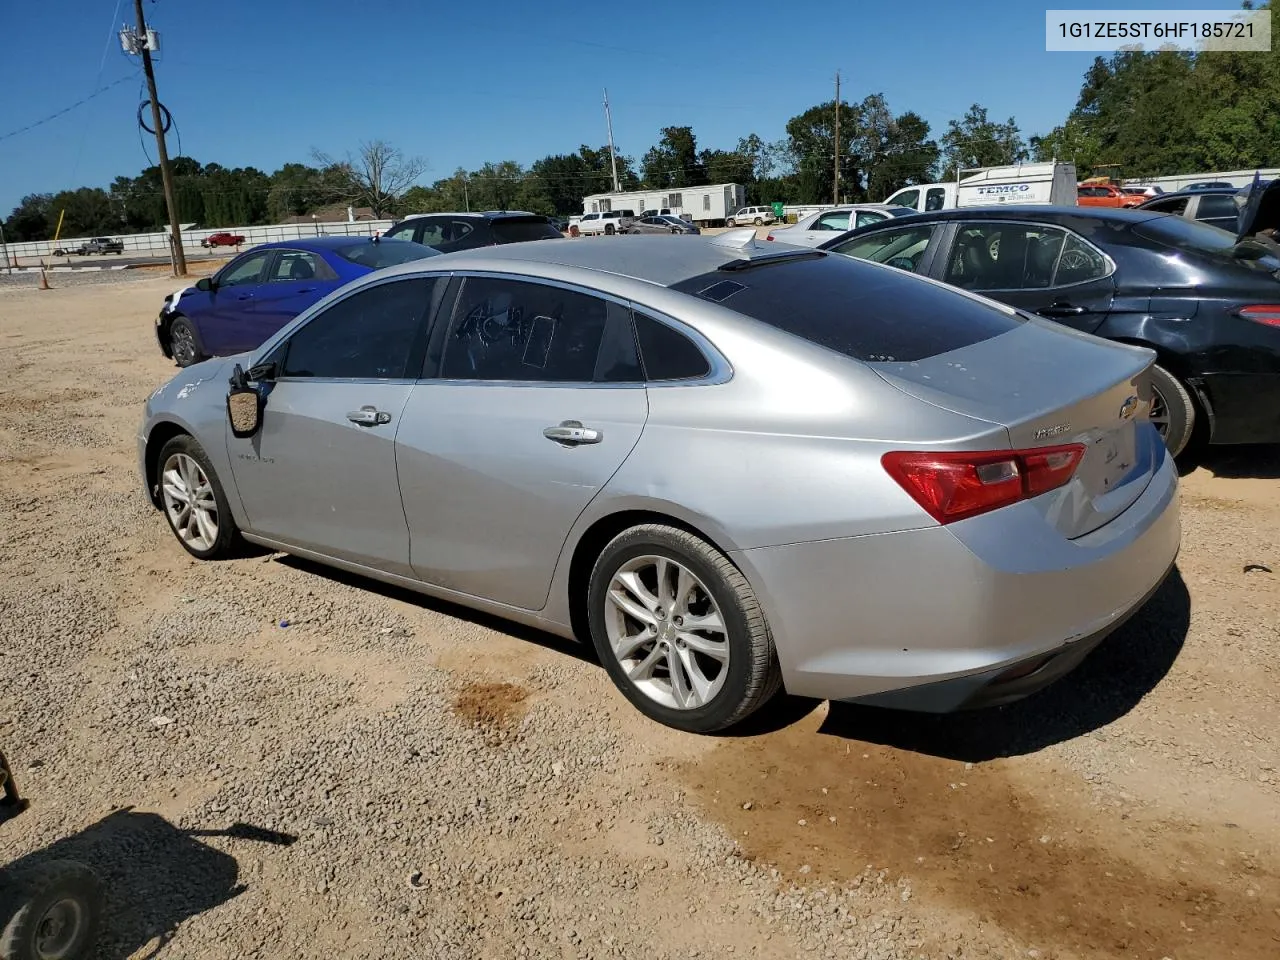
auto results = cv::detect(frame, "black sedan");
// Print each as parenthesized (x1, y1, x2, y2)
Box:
(814, 205, 1280, 457)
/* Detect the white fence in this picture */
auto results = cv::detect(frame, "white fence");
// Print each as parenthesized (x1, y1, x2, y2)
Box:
(1, 219, 396, 262)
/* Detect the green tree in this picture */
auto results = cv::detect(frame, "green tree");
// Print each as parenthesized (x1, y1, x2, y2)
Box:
(641, 126, 702, 188)
(785, 100, 861, 203)
(938, 104, 1027, 179)
(4, 194, 54, 241)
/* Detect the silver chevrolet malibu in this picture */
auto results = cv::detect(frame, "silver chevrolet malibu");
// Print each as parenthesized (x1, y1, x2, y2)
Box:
(138, 231, 1181, 733)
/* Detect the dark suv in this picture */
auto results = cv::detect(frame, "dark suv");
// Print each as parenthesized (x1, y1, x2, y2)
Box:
(383, 210, 563, 253)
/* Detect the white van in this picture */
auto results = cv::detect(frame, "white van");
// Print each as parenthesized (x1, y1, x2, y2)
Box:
(884, 162, 1078, 212)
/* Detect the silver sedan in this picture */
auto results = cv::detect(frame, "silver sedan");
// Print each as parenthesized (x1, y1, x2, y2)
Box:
(138, 231, 1180, 733)
(625, 214, 700, 235)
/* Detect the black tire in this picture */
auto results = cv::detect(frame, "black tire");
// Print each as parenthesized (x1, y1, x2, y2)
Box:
(0, 860, 104, 960)
(155, 434, 242, 560)
(1148, 363, 1196, 458)
(605, 224, 615, 235)
(587, 524, 782, 734)
(168, 316, 206, 368)
(726, 219, 737, 227)
(753, 217, 764, 225)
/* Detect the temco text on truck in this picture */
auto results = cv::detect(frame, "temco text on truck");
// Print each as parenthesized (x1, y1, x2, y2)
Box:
(975, 184, 1032, 196)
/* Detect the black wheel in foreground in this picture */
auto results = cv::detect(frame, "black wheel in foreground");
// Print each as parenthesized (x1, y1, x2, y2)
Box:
(0, 859, 104, 960)
(1147, 363, 1197, 458)
(588, 523, 782, 733)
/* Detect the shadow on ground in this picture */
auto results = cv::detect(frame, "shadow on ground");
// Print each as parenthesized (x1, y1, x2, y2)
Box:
(1, 808, 295, 960)
(273, 554, 599, 666)
(732, 566, 1191, 761)
(1181, 443, 1280, 479)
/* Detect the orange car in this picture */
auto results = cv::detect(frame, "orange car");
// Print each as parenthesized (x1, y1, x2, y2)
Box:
(1077, 182, 1145, 208)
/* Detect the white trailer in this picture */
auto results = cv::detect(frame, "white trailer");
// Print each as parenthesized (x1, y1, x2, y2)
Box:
(883, 162, 1078, 212)
(955, 161, 1078, 208)
(582, 183, 746, 226)
(1124, 167, 1280, 192)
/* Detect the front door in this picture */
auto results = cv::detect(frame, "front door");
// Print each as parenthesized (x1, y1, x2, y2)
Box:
(226, 276, 441, 576)
(396, 275, 649, 611)
(200, 250, 273, 355)
(936, 220, 1117, 334)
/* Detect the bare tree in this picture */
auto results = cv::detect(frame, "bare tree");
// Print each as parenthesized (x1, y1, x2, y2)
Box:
(312, 140, 427, 218)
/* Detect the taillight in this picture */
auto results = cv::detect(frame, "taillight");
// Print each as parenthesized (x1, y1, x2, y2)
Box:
(881, 444, 1086, 524)
(766, 234, 774, 241)
(1237, 304, 1280, 327)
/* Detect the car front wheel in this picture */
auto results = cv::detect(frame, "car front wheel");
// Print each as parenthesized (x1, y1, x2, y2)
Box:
(726, 219, 736, 227)
(168, 316, 207, 368)
(156, 435, 242, 560)
(588, 524, 782, 733)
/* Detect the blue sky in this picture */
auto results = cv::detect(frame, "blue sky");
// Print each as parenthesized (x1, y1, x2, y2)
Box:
(0, 0, 1235, 214)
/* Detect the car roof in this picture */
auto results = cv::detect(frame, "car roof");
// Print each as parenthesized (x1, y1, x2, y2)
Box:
(398, 210, 544, 221)
(846, 205, 1166, 226)
(250, 236, 415, 252)
(374, 234, 799, 287)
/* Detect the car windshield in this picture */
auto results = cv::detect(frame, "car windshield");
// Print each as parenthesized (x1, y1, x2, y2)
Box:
(489, 218, 564, 243)
(669, 253, 1023, 363)
(335, 239, 440, 269)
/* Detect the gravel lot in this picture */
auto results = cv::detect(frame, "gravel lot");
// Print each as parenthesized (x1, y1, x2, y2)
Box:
(1, 274, 1277, 960)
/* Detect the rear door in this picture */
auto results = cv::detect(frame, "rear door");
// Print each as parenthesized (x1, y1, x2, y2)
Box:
(396, 274, 649, 611)
(1189, 193, 1239, 232)
(934, 220, 1116, 334)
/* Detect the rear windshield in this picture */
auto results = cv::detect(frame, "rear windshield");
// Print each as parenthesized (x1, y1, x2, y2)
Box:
(490, 218, 564, 244)
(335, 239, 440, 269)
(669, 253, 1023, 363)
(1132, 215, 1242, 256)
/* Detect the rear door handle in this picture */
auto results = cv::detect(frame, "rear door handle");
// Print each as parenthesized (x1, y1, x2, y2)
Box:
(543, 420, 602, 445)
(347, 405, 392, 427)
(236, 293, 255, 301)
(1039, 302, 1087, 317)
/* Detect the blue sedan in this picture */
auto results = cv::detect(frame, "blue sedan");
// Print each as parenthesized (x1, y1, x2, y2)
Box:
(156, 236, 439, 366)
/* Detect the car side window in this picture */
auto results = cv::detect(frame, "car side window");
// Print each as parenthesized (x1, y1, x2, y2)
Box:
(412, 218, 447, 248)
(269, 250, 324, 282)
(440, 277, 639, 383)
(945, 223, 1067, 290)
(1195, 195, 1238, 222)
(279, 277, 437, 380)
(384, 221, 416, 242)
(815, 211, 851, 231)
(925, 188, 947, 211)
(891, 189, 920, 210)
(855, 211, 886, 228)
(1053, 234, 1111, 286)
(831, 224, 935, 273)
(218, 251, 271, 288)
(633, 312, 711, 381)
(1149, 196, 1190, 215)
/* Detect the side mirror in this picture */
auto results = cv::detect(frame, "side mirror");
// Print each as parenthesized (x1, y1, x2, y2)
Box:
(226, 363, 262, 438)
(195, 277, 214, 292)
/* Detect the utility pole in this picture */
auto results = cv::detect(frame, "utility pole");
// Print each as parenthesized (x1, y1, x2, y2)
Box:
(833, 71, 841, 205)
(603, 88, 621, 193)
(130, 0, 186, 276)
(0, 220, 10, 274)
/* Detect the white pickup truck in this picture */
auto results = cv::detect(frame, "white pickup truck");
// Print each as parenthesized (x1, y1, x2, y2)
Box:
(576, 210, 636, 236)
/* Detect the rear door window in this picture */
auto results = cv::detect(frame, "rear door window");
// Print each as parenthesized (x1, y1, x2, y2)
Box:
(490, 217, 564, 244)
(943, 223, 1067, 290)
(669, 253, 1023, 363)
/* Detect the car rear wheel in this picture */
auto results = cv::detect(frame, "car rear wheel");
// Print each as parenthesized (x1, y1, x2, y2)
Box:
(1147, 363, 1196, 458)
(157, 435, 242, 560)
(605, 224, 615, 235)
(168, 317, 206, 368)
(0, 859, 104, 960)
(753, 217, 763, 225)
(588, 524, 782, 733)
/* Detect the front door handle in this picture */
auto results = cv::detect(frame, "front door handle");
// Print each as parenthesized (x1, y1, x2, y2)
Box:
(237, 293, 254, 301)
(347, 405, 392, 427)
(1039, 302, 1087, 317)
(543, 420, 602, 445)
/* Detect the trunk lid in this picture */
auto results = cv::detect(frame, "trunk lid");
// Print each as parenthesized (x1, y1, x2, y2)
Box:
(869, 318, 1160, 539)
(1234, 173, 1280, 241)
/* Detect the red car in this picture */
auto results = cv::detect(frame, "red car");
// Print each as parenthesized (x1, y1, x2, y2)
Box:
(200, 232, 246, 248)
(1077, 183, 1144, 209)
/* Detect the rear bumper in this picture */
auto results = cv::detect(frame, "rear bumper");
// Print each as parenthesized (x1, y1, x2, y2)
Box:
(734, 443, 1181, 708)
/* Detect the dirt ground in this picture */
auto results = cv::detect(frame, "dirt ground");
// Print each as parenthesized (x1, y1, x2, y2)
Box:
(1, 275, 1277, 960)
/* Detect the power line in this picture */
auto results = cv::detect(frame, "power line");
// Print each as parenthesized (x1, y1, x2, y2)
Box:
(0, 72, 138, 144)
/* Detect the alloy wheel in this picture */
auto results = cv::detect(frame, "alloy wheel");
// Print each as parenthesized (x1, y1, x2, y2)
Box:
(603, 555, 730, 710)
(170, 323, 197, 366)
(161, 452, 219, 551)
(1148, 385, 1170, 443)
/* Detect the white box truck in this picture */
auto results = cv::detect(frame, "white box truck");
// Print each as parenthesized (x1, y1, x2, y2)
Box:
(884, 162, 1078, 212)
